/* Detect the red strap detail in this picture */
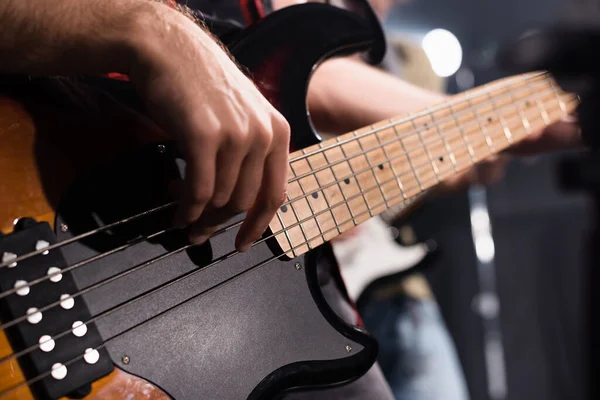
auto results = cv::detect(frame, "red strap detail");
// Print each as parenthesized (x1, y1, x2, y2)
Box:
(239, 0, 268, 25)
(239, 0, 255, 25)
(253, 0, 266, 18)
(105, 72, 130, 81)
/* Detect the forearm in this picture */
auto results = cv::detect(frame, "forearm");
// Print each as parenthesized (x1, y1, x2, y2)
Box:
(308, 57, 446, 134)
(0, 0, 190, 76)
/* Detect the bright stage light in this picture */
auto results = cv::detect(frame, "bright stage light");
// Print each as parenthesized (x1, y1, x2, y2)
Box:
(422, 29, 462, 77)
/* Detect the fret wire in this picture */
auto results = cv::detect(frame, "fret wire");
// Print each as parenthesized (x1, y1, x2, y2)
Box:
(288, 201, 311, 250)
(393, 124, 425, 190)
(323, 140, 358, 228)
(505, 85, 533, 136)
(274, 103, 568, 245)
(296, 155, 327, 245)
(338, 136, 374, 220)
(270, 102, 574, 256)
(278, 92, 573, 210)
(288, 72, 549, 164)
(410, 115, 441, 181)
(465, 94, 495, 152)
(486, 91, 514, 144)
(287, 158, 312, 251)
(428, 106, 459, 171)
(355, 130, 390, 209)
(373, 121, 408, 201)
(275, 210, 294, 255)
(288, 80, 552, 185)
(547, 76, 567, 113)
(525, 80, 551, 125)
(448, 102, 477, 162)
(305, 145, 342, 235)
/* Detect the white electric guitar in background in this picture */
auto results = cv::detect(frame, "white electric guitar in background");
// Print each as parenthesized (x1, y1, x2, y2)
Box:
(332, 194, 436, 302)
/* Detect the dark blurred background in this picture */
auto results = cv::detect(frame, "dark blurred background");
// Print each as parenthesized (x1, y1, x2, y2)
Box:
(382, 0, 591, 399)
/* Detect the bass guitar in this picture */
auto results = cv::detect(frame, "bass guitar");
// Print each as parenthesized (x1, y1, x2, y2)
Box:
(0, 3, 576, 400)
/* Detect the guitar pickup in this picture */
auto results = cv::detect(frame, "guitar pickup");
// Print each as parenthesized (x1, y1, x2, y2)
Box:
(0, 221, 113, 399)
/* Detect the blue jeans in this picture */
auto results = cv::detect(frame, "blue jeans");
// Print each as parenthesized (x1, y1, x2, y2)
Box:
(360, 295, 469, 400)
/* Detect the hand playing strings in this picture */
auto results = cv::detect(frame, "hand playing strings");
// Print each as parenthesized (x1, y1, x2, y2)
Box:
(126, 3, 291, 252)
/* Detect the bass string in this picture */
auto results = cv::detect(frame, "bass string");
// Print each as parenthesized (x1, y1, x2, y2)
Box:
(0, 91, 571, 303)
(287, 71, 550, 165)
(0, 99, 572, 372)
(278, 88, 570, 206)
(0, 74, 565, 270)
(0, 94, 575, 317)
(286, 72, 555, 184)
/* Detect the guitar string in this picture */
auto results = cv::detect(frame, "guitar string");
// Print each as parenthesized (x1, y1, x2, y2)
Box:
(0, 72, 555, 269)
(286, 73, 552, 184)
(0, 100, 573, 397)
(0, 99, 572, 369)
(0, 73, 566, 271)
(286, 71, 549, 164)
(0, 89, 576, 314)
(0, 88, 571, 303)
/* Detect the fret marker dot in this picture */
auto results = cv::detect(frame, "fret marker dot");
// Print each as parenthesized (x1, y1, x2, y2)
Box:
(84, 348, 100, 365)
(51, 363, 67, 380)
(26, 307, 42, 324)
(439, 156, 444, 162)
(39, 335, 55, 352)
(344, 178, 351, 185)
(525, 101, 531, 107)
(487, 117, 493, 123)
(47, 267, 62, 283)
(14, 280, 30, 296)
(72, 321, 87, 337)
(312, 192, 319, 199)
(2, 252, 17, 268)
(60, 294, 75, 310)
(35, 240, 50, 255)
(280, 205, 288, 213)
(378, 164, 384, 170)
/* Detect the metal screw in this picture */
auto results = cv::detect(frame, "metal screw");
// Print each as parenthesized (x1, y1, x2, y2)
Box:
(157, 144, 166, 153)
(60, 224, 68, 232)
(295, 262, 301, 270)
(122, 355, 130, 365)
(345, 345, 352, 353)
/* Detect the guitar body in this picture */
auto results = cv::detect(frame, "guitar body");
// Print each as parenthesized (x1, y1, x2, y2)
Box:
(0, 4, 384, 400)
(333, 217, 431, 302)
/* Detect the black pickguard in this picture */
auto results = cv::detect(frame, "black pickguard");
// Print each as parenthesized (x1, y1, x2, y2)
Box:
(49, 4, 384, 399)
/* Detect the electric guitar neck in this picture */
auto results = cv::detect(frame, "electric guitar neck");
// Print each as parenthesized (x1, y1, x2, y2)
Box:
(268, 71, 578, 259)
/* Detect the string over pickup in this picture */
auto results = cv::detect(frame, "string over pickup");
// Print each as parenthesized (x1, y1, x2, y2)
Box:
(0, 221, 113, 399)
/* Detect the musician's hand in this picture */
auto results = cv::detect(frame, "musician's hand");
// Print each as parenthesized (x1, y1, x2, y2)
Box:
(436, 154, 511, 194)
(435, 115, 581, 193)
(508, 115, 582, 154)
(128, 3, 290, 252)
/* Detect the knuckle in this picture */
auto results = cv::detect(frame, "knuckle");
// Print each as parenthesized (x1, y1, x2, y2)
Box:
(224, 129, 250, 152)
(254, 126, 273, 151)
(267, 190, 287, 210)
(190, 185, 213, 204)
(231, 198, 253, 215)
(211, 192, 230, 209)
(273, 115, 291, 140)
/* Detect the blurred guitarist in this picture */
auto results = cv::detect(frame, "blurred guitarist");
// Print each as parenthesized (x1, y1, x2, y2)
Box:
(0, 0, 583, 399)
